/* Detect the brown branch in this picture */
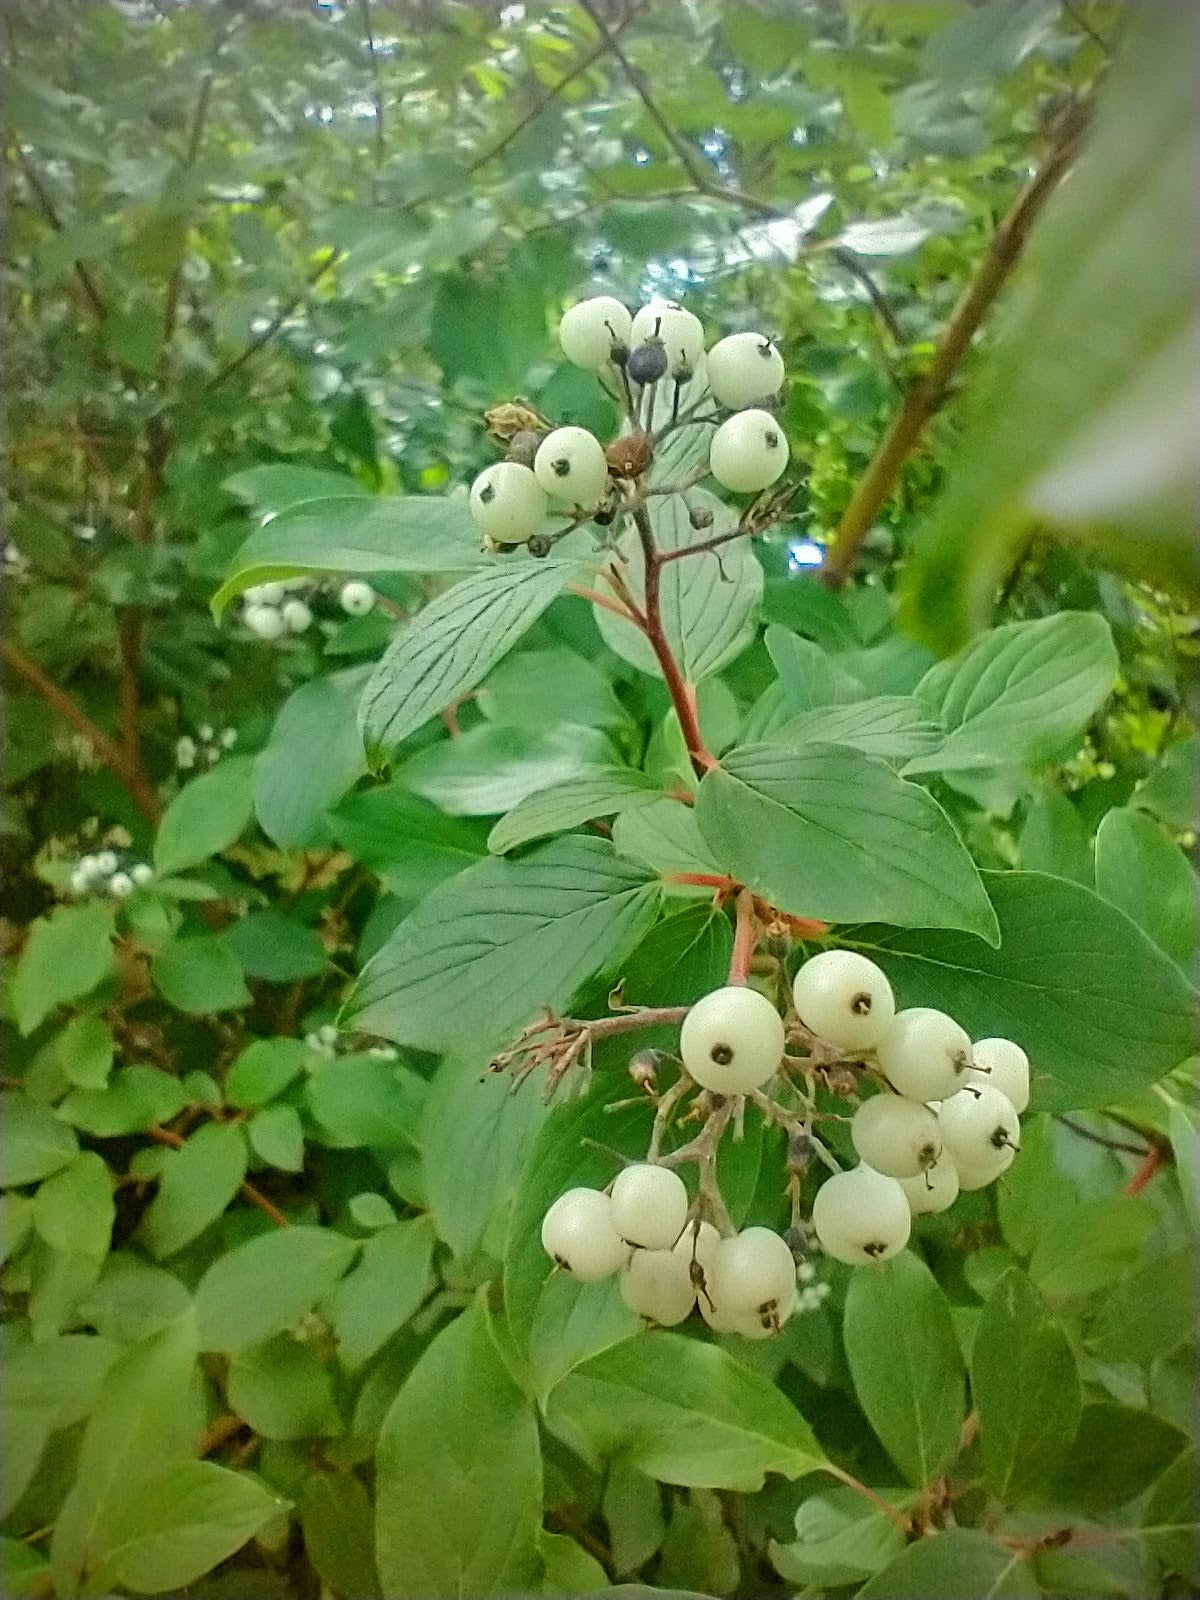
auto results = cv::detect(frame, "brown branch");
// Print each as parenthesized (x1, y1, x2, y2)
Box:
(193, 248, 343, 399)
(1055, 1115, 1152, 1159)
(567, 581, 637, 621)
(160, 68, 217, 360)
(820, 102, 1090, 589)
(729, 889, 757, 984)
(148, 1124, 289, 1227)
(16, 151, 108, 322)
(359, 0, 386, 171)
(631, 503, 714, 776)
(4, 639, 161, 821)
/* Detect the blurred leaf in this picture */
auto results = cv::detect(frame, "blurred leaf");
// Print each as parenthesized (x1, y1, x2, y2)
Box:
(1018, 790, 1093, 886)
(138, 1123, 248, 1260)
(33, 1152, 114, 1260)
(254, 669, 369, 848)
(151, 935, 251, 1014)
(225, 464, 369, 515)
(489, 768, 664, 853)
(476, 646, 629, 731)
(299, 1471, 380, 1600)
(1087, 1251, 1194, 1365)
(154, 756, 256, 875)
(611, 797, 724, 878)
(325, 1218, 436, 1372)
(1046, 1403, 1186, 1514)
(11, 902, 116, 1036)
(226, 1039, 313, 1109)
(0, 1093, 79, 1187)
(328, 783, 489, 897)
(195, 1227, 358, 1352)
(304, 1054, 426, 1149)
(856, 1529, 1038, 1597)
(224, 911, 328, 981)
(1094, 806, 1197, 967)
(248, 1104, 305, 1173)
(1143, 1448, 1199, 1583)
(227, 1336, 341, 1440)
(401, 723, 615, 817)
(770, 1487, 910, 1587)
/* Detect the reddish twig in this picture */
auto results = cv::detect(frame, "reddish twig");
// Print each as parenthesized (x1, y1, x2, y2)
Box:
(148, 1124, 289, 1227)
(729, 889, 758, 984)
(630, 503, 714, 776)
(1124, 1144, 1166, 1197)
(666, 872, 737, 891)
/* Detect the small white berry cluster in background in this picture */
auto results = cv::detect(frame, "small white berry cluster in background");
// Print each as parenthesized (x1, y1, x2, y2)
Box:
(175, 724, 238, 772)
(70, 850, 153, 899)
(468, 294, 790, 554)
(303, 1022, 397, 1061)
(241, 579, 375, 640)
(538, 950, 1028, 1340)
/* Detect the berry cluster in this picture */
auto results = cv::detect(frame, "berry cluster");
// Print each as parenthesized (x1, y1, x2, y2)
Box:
(539, 951, 1028, 1339)
(303, 1022, 397, 1061)
(175, 723, 238, 772)
(69, 850, 153, 899)
(242, 578, 374, 641)
(468, 295, 790, 553)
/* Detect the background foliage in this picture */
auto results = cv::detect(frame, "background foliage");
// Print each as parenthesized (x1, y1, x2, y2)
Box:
(3, 2, 1197, 1598)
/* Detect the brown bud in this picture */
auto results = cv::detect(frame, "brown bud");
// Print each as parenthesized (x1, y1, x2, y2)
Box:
(506, 429, 541, 467)
(629, 1048, 662, 1090)
(485, 400, 546, 444)
(605, 431, 654, 479)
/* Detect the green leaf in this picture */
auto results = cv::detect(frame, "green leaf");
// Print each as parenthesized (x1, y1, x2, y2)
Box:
(612, 797, 725, 879)
(767, 624, 866, 711)
(328, 783, 489, 897)
(50, 1315, 200, 1596)
(603, 1461, 666, 1577)
(1019, 790, 1093, 886)
(770, 1487, 910, 1587)
(778, 697, 943, 763)
(1133, 735, 1198, 829)
(375, 1301, 543, 1598)
(345, 837, 662, 1051)
(1046, 1403, 1186, 1514)
(1087, 1250, 1194, 1364)
(842, 1252, 966, 1487)
(227, 1335, 342, 1439)
(57, 1064, 186, 1136)
(11, 902, 116, 1035)
(151, 935, 251, 1013)
(326, 1217, 436, 1372)
(1027, 1194, 1153, 1299)
(0, 1092, 79, 1187)
(359, 560, 585, 752)
(1168, 1102, 1199, 1229)
(224, 911, 328, 981)
(154, 755, 256, 875)
(33, 1152, 114, 1260)
(195, 1226, 359, 1351)
(299, 1471, 381, 1600)
(856, 1529, 1038, 1598)
(906, 613, 1119, 776)
(304, 1054, 426, 1149)
(2, 1537, 49, 1598)
(1143, 1448, 1199, 1583)
(849, 872, 1198, 1110)
(248, 1104, 305, 1172)
(971, 1269, 1081, 1505)
(905, 9, 1199, 645)
(545, 1332, 826, 1492)
(594, 491, 762, 682)
(138, 1122, 248, 1259)
(51, 1015, 115, 1092)
(76, 1255, 191, 1342)
(254, 668, 369, 848)
(1094, 806, 1197, 966)
(477, 647, 629, 731)
(212, 494, 483, 615)
(656, 1488, 740, 1597)
(620, 903, 733, 1008)
(93, 1460, 286, 1594)
(226, 1038, 313, 1109)
(225, 463, 369, 515)
(402, 722, 615, 817)
(421, 1052, 547, 1261)
(696, 743, 998, 941)
(539, 1530, 609, 1594)
(489, 768, 665, 853)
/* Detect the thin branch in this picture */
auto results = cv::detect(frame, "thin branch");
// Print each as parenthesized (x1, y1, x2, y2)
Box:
(631, 502, 714, 776)
(822, 1464, 912, 1532)
(729, 890, 757, 984)
(15, 151, 108, 321)
(567, 581, 637, 621)
(1055, 1115, 1152, 1159)
(148, 1124, 289, 1227)
(4, 639, 161, 821)
(192, 248, 343, 399)
(160, 67, 217, 359)
(359, 0, 386, 171)
(820, 101, 1090, 588)
(830, 244, 905, 346)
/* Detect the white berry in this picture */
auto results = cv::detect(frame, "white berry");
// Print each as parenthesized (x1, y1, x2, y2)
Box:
(851, 1093, 942, 1180)
(899, 1155, 960, 1216)
(245, 582, 285, 604)
(69, 868, 90, 895)
(540, 1187, 630, 1282)
(533, 427, 609, 510)
(706, 332, 785, 409)
(469, 462, 547, 544)
(679, 985, 785, 1094)
(245, 603, 285, 640)
(967, 1038, 1030, 1114)
(630, 301, 705, 376)
(672, 1217, 721, 1279)
(619, 1247, 696, 1326)
(175, 736, 197, 769)
(108, 872, 134, 898)
(701, 1278, 797, 1339)
(792, 950, 895, 1052)
(339, 580, 375, 616)
(281, 598, 313, 634)
(610, 1163, 689, 1250)
(709, 409, 789, 493)
(811, 1165, 911, 1265)
(558, 296, 632, 370)
(954, 1143, 1017, 1191)
(876, 1008, 973, 1103)
(94, 851, 118, 876)
(131, 863, 153, 886)
(709, 1227, 796, 1317)
(938, 1085, 1020, 1173)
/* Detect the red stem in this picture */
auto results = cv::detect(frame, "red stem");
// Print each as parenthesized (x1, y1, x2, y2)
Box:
(729, 889, 758, 984)
(1124, 1144, 1165, 1196)
(630, 503, 715, 777)
(666, 872, 736, 890)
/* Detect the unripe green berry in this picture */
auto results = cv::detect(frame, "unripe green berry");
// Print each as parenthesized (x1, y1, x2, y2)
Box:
(706, 332, 785, 409)
(709, 408, 789, 493)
